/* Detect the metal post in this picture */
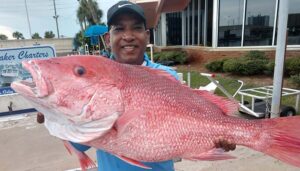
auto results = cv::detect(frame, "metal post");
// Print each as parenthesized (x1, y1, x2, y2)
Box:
(187, 65, 191, 87)
(181, 11, 186, 45)
(198, 0, 201, 45)
(24, 0, 32, 38)
(272, 0, 279, 46)
(241, 0, 246, 47)
(161, 13, 167, 46)
(203, 0, 208, 46)
(271, 0, 289, 118)
(212, 0, 219, 48)
(192, 0, 195, 45)
(53, 0, 60, 38)
(296, 94, 299, 113)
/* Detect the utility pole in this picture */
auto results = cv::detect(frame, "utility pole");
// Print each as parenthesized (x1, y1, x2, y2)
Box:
(24, 0, 32, 38)
(53, 0, 60, 38)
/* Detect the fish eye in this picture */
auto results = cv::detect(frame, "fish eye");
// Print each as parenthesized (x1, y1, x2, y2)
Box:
(74, 66, 86, 76)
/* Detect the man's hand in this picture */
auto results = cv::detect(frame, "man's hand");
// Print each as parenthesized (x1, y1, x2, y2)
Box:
(215, 139, 236, 152)
(37, 112, 45, 124)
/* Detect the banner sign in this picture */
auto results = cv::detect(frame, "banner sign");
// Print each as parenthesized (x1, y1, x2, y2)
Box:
(0, 45, 56, 95)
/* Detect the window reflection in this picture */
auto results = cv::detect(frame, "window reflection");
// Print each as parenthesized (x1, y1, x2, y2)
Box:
(244, 0, 276, 46)
(218, 0, 244, 47)
(288, 0, 300, 45)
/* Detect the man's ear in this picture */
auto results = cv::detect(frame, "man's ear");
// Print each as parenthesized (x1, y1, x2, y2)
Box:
(104, 32, 111, 48)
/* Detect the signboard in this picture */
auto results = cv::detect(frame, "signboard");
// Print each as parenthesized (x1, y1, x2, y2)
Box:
(0, 45, 56, 95)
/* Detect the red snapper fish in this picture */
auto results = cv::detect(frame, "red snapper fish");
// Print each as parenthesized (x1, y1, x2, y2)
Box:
(11, 55, 300, 170)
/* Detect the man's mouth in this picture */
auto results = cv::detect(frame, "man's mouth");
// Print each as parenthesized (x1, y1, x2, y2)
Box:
(122, 45, 137, 51)
(11, 60, 50, 98)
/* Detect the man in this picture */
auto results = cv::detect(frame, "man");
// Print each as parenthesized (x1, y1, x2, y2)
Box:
(37, 1, 235, 171)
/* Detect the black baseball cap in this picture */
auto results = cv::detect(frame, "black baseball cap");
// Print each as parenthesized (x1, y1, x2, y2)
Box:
(107, 1, 146, 27)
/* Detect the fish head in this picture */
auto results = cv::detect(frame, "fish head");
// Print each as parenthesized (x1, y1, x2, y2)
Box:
(11, 55, 124, 142)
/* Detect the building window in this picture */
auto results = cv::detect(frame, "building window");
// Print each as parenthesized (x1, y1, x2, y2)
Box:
(218, 0, 244, 47)
(166, 12, 182, 45)
(288, 0, 300, 45)
(243, 0, 276, 46)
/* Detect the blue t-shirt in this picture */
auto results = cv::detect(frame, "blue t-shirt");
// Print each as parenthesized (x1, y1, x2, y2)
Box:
(73, 54, 177, 171)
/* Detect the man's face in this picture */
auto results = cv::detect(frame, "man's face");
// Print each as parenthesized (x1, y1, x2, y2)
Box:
(107, 13, 150, 65)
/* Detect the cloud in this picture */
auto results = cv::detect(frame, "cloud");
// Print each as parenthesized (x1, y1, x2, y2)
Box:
(0, 25, 14, 39)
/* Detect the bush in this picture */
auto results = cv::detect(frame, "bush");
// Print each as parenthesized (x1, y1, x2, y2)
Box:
(244, 51, 268, 60)
(205, 59, 227, 72)
(150, 51, 188, 65)
(285, 57, 300, 76)
(223, 57, 268, 75)
(290, 74, 300, 88)
(239, 60, 267, 75)
(207, 51, 269, 76)
(264, 60, 275, 75)
(223, 58, 240, 74)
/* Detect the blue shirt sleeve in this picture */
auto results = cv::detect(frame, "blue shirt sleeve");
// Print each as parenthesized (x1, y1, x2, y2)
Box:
(144, 55, 179, 80)
(70, 141, 91, 152)
(97, 150, 174, 171)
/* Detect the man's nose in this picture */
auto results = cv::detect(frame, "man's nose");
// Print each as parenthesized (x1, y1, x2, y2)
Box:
(122, 30, 135, 41)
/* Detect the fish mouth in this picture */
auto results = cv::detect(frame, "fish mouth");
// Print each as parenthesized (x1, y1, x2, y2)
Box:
(11, 60, 51, 98)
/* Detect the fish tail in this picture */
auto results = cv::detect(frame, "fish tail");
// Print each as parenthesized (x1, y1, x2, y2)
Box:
(258, 116, 300, 167)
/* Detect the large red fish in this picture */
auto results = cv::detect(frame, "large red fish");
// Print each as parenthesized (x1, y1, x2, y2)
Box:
(11, 55, 300, 170)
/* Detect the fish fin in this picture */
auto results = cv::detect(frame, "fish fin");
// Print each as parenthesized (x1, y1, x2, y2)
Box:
(186, 148, 236, 161)
(193, 90, 239, 116)
(116, 109, 144, 134)
(115, 155, 152, 170)
(63, 140, 73, 155)
(141, 66, 179, 83)
(257, 117, 300, 167)
(63, 141, 96, 171)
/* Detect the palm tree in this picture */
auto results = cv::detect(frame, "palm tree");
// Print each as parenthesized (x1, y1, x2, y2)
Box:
(12, 31, 25, 40)
(0, 34, 8, 40)
(44, 31, 55, 38)
(77, 0, 103, 30)
(32, 33, 41, 39)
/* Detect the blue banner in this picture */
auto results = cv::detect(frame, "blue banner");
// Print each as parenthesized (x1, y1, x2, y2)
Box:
(0, 45, 56, 95)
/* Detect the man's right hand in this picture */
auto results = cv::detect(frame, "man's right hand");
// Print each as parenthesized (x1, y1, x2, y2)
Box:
(37, 112, 45, 124)
(215, 139, 236, 152)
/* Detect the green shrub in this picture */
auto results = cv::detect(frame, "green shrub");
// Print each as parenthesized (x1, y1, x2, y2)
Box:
(223, 57, 268, 76)
(150, 51, 187, 65)
(205, 59, 227, 72)
(223, 58, 240, 74)
(244, 51, 268, 60)
(285, 57, 300, 76)
(239, 60, 267, 75)
(290, 74, 300, 88)
(264, 60, 275, 75)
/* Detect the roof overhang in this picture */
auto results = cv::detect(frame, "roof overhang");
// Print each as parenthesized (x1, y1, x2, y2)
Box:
(129, 0, 191, 28)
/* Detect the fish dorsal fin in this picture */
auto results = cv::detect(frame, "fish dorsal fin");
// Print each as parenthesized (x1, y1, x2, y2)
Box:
(115, 155, 152, 169)
(193, 90, 239, 116)
(140, 66, 179, 83)
(185, 148, 236, 161)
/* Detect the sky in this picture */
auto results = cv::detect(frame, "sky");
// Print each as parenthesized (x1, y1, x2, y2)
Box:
(0, 0, 120, 39)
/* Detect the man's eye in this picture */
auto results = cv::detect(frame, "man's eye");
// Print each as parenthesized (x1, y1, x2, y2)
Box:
(134, 26, 144, 31)
(113, 27, 124, 32)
